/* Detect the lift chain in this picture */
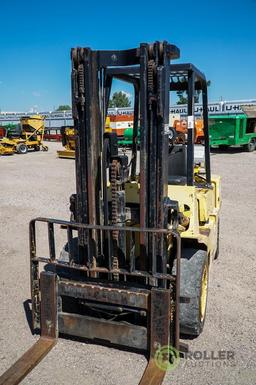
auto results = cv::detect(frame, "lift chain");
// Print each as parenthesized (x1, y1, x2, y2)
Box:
(111, 159, 119, 280)
(78, 64, 85, 109)
(147, 60, 155, 94)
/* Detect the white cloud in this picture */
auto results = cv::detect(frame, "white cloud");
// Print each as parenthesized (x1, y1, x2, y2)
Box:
(32, 91, 41, 97)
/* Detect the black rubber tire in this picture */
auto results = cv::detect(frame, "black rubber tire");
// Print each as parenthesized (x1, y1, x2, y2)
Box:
(214, 220, 220, 260)
(245, 140, 255, 152)
(16, 143, 28, 154)
(218, 145, 228, 150)
(34, 145, 40, 151)
(172, 248, 209, 336)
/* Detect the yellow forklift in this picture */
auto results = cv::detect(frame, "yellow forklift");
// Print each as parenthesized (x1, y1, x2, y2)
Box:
(57, 126, 76, 158)
(0, 42, 221, 385)
(0, 115, 48, 155)
(57, 117, 112, 158)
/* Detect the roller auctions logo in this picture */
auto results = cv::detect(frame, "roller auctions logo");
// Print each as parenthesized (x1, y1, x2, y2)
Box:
(154, 346, 236, 371)
(154, 345, 180, 372)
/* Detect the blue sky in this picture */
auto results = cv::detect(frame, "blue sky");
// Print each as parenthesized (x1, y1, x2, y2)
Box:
(0, 0, 256, 111)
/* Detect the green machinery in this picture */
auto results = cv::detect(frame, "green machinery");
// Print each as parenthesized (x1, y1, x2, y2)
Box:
(0, 123, 21, 138)
(118, 126, 136, 146)
(209, 113, 256, 151)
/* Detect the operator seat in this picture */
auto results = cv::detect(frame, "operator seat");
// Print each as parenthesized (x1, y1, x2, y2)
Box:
(168, 144, 187, 185)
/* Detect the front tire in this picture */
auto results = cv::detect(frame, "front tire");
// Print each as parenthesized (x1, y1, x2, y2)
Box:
(16, 143, 28, 154)
(245, 140, 255, 152)
(172, 249, 209, 336)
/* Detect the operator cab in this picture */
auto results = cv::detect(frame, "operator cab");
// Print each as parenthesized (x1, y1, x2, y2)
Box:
(105, 63, 211, 188)
(168, 64, 211, 187)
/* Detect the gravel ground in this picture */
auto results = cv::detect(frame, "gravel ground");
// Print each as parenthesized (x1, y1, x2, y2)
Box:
(0, 142, 255, 385)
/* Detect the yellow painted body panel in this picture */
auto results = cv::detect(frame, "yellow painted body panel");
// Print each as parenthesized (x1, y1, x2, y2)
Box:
(57, 149, 75, 159)
(105, 116, 112, 133)
(21, 115, 45, 132)
(168, 174, 221, 261)
(0, 142, 15, 155)
(123, 174, 221, 262)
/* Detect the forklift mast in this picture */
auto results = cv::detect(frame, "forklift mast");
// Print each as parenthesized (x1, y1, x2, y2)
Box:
(71, 41, 180, 279)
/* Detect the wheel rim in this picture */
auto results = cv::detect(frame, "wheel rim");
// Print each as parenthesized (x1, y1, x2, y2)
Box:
(200, 264, 208, 322)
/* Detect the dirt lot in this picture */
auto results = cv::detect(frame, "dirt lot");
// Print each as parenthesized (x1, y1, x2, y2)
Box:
(0, 142, 256, 385)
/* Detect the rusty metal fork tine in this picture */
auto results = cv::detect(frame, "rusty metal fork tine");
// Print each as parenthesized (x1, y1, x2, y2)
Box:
(139, 358, 166, 385)
(0, 337, 56, 385)
(138, 287, 172, 385)
(0, 271, 58, 385)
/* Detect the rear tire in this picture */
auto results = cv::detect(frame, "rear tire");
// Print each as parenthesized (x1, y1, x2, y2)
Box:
(218, 144, 228, 150)
(16, 143, 28, 154)
(172, 249, 209, 336)
(245, 140, 255, 152)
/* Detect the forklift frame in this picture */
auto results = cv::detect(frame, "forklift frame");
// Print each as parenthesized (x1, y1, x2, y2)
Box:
(0, 42, 208, 385)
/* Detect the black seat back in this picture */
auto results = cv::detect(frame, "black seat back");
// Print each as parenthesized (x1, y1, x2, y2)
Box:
(168, 144, 187, 185)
